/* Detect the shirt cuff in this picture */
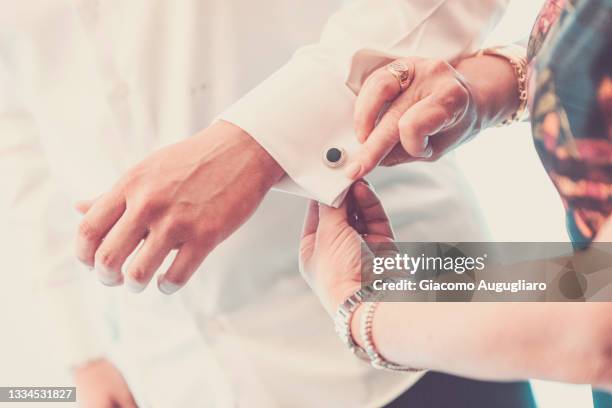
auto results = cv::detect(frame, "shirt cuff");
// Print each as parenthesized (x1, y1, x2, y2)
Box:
(219, 56, 361, 207)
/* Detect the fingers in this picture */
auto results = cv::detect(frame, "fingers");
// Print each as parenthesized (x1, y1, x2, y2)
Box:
(354, 66, 402, 142)
(75, 197, 98, 214)
(345, 102, 404, 180)
(351, 181, 394, 240)
(124, 233, 172, 293)
(157, 242, 211, 295)
(379, 144, 415, 167)
(301, 200, 320, 239)
(348, 62, 413, 180)
(317, 199, 349, 233)
(397, 95, 449, 158)
(348, 86, 467, 178)
(94, 210, 148, 286)
(76, 191, 126, 267)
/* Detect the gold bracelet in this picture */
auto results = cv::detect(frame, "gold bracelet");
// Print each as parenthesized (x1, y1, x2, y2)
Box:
(477, 45, 528, 126)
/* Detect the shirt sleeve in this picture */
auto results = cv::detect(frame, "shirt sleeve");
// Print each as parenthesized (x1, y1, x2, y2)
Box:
(220, 0, 509, 206)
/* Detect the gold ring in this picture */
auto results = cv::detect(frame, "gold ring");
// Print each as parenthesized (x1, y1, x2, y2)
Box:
(386, 61, 413, 92)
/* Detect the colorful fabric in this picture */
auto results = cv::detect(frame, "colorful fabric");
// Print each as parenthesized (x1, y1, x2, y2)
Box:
(527, 0, 612, 247)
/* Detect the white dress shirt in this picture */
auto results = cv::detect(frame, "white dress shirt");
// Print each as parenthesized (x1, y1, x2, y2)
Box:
(0, 0, 507, 406)
(222, 0, 508, 206)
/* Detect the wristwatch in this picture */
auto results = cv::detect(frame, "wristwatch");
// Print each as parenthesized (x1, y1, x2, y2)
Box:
(333, 285, 375, 362)
(335, 279, 425, 372)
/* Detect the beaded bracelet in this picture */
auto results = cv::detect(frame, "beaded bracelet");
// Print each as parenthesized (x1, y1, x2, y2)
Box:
(360, 301, 424, 372)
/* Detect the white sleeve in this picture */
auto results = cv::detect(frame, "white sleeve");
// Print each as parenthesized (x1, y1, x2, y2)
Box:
(0, 63, 109, 368)
(220, 0, 509, 206)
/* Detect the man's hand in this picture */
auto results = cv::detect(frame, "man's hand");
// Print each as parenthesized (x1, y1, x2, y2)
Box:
(75, 120, 284, 294)
(73, 358, 137, 408)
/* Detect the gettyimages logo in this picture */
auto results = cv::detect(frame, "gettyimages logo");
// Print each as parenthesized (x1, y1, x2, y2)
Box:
(371, 244, 487, 275)
(361, 242, 612, 302)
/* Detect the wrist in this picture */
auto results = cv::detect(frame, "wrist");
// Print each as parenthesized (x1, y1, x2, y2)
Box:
(216, 120, 285, 188)
(350, 304, 366, 349)
(455, 54, 520, 129)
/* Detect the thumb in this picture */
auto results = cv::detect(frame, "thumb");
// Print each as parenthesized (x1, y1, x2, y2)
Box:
(301, 200, 320, 239)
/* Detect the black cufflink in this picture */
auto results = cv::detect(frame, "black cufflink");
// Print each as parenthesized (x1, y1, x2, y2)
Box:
(323, 147, 346, 168)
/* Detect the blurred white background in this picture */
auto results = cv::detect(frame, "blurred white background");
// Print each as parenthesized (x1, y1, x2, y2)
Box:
(0, 1, 595, 407)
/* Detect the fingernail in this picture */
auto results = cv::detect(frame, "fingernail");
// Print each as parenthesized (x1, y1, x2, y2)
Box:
(78, 257, 95, 269)
(97, 269, 123, 287)
(414, 137, 431, 158)
(344, 162, 362, 179)
(125, 277, 147, 293)
(158, 277, 180, 295)
(423, 144, 434, 158)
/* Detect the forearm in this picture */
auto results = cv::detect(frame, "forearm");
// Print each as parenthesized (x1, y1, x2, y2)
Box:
(352, 302, 612, 386)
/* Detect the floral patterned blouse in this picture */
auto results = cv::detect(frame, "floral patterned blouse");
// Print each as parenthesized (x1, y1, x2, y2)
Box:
(527, 0, 612, 248)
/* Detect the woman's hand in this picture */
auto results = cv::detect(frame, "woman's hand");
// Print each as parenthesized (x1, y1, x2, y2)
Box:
(346, 55, 519, 179)
(299, 180, 394, 315)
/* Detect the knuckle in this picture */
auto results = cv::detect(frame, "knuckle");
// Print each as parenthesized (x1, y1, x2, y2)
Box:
(129, 266, 149, 284)
(380, 77, 398, 96)
(438, 89, 465, 115)
(96, 250, 117, 270)
(372, 72, 396, 95)
(78, 220, 99, 242)
(429, 58, 452, 74)
(197, 223, 221, 244)
(78, 221, 96, 240)
(133, 190, 166, 213)
(131, 198, 157, 220)
(162, 216, 195, 241)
